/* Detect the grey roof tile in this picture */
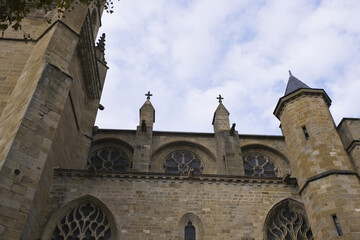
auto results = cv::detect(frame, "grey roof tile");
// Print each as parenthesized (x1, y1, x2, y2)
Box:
(284, 71, 310, 95)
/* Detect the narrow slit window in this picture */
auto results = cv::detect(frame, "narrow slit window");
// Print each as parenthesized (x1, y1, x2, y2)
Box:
(332, 215, 343, 236)
(302, 126, 310, 140)
(185, 221, 196, 240)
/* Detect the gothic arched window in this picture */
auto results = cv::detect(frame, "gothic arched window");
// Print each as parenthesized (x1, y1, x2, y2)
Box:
(185, 221, 196, 240)
(88, 147, 129, 172)
(243, 153, 278, 177)
(266, 200, 313, 240)
(163, 150, 203, 175)
(51, 202, 111, 240)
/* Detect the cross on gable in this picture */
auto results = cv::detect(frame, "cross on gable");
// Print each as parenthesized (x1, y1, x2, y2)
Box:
(217, 94, 224, 103)
(145, 91, 152, 100)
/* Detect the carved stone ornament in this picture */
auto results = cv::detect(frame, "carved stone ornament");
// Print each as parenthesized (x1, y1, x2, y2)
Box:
(51, 202, 111, 240)
(267, 201, 313, 240)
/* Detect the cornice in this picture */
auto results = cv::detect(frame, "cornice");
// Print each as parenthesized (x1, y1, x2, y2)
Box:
(273, 88, 332, 120)
(54, 169, 298, 186)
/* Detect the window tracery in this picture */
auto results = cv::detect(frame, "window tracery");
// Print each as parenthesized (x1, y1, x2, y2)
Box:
(267, 202, 313, 240)
(51, 202, 111, 240)
(88, 147, 129, 172)
(243, 153, 278, 177)
(163, 150, 203, 175)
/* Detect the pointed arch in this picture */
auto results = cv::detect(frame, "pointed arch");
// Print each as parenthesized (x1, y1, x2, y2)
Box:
(263, 198, 313, 240)
(41, 195, 118, 240)
(178, 212, 204, 240)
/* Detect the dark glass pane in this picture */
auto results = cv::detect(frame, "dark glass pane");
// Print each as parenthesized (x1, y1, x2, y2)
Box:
(247, 155, 256, 165)
(257, 155, 266, 166)
(165, 167, 178, 173)
(165, 159, 178, 168)
(117, 156, 128, 164)
(264, 171, 276, 177)
(110, 150, 120, 160)
(173, 152, 183, 162)
(254, 166, 262, 175)
(179, 163, 188, 173)
(189, 159, 200, 169)
(99, 150, 109, 161)
(263, 162, 275, 171)
(103, 160, 113, 169)
(244, 170, 254, 176)
(90, 156, 103, 167)
(184, 152, 193, 163)
(243, 161, 252, 170)
(185, 222, 196, 240)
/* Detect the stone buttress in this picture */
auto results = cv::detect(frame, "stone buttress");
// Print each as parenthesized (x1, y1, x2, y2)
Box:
(132, 93, 155, 171)
(212, 96, 243, 175)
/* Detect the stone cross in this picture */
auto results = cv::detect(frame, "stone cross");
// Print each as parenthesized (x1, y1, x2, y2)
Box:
(145, 91, 152, 100)
(217, 94, 224, 103)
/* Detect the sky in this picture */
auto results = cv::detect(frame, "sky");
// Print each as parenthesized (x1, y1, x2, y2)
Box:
(95, 0, 360, 135)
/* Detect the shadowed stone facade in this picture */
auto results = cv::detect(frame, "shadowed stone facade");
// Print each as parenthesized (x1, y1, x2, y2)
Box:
(0, 4, 360, 240)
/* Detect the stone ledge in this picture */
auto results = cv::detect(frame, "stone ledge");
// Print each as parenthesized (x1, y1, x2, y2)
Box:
(53, 168, 298, 186)
(298, 169, 359, 195)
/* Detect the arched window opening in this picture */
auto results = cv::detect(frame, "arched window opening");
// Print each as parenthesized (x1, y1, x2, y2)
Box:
(88, 147, 129, 172)
(51, 202, 111, 240)
(185, 221, 196, 240)
(163, 150, 204, 175)
(266, 200, 313, 240)
(243, 153, 278, 177)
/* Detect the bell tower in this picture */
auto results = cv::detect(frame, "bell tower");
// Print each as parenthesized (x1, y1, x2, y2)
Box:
(274, 72, 360, 239)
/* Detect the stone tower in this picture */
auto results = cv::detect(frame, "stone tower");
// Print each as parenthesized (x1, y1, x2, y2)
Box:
(274, 72, 360, 239)
(0, 4, 107, 239)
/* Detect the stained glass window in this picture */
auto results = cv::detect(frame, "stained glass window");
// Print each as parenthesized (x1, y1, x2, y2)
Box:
(185, 221, 196, 240)
(88, 147, 129, 172)
(51, 202, 111, 240)
(243, 153, 278, 177)
(163, 150, 203, 175)
(267, 203, 313, 240)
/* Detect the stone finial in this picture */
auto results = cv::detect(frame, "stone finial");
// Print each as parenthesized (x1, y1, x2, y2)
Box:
(96, 33, 106, 52)
(217, 94, 224, 103)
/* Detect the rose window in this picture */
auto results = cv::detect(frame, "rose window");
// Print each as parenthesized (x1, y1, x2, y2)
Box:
(163, 150, 203, 175)
(88, 147, 129, 172)
(243, 153, 278, 177)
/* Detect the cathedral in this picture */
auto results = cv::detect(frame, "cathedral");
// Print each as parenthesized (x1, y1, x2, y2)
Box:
(0, 3, 360, 240)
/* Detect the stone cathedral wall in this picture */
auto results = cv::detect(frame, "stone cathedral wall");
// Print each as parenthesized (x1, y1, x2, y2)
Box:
(40, 173, 301, 240)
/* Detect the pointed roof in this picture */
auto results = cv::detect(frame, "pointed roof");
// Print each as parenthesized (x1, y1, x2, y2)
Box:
(284, 71, 310, 96)
(212, 102, 229, 125)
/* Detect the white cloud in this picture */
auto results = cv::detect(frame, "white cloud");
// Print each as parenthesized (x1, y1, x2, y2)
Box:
(95, 0, 360, 135)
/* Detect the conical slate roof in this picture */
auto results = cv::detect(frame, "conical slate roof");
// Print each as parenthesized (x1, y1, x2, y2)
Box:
(284, 71, 310, 96)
